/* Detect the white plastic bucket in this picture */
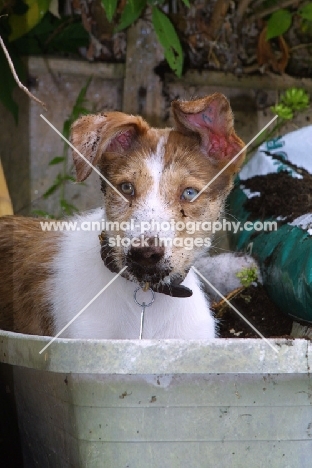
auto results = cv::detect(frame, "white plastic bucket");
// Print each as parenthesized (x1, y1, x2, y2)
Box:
(0, 331, 311, 467)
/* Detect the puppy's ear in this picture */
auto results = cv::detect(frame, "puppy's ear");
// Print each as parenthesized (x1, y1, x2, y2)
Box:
(70, 112, 149, 182)
(171, 93, 245, 172)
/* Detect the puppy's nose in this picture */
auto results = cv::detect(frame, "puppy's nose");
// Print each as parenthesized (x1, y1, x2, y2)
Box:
(130, 245, 165, 267)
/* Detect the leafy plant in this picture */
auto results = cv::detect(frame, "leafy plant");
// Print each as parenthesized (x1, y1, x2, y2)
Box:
(33, 78, 92, 218)
(0, 0, 89, 121)
(114, 0, 146, 31)
(152, 6, 183, 76)
(274, 88, 310, 116)
(270, 88, 310, 126)
(248, 87, 310, 155)
(102, 0, 190, 77)
(266, 2, 312, 40)
(12, 13, 89, 55)
(8, 0, 51, 41)
(236, 266, 258, 288)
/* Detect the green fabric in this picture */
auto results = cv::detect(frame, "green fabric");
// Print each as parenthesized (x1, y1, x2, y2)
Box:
(227, 183, 312, 323)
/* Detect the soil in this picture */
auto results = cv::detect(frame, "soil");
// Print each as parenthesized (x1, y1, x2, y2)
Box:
(230, 161, 312, 339)
(242, 169, 312, 222)
(214, 283, 294, 339)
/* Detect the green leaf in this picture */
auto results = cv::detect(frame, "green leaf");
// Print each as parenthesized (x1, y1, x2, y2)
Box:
(63, 119, 71, 139)
(43, 182, 60, 198)
(152, 6, 183, 77)
(299, 3, 312, 21)
(147, 0, 165, 5)
(236, 266, 258, 288)
(8, 0, 52, 41)
(13, 14, 89, 55)
(75, 77, 91, 105)
(270, 103, 293, 120)
(181, 0, 190, 7)
(72, 106, 90, 116)
(266, 9, 292, 40)
(71, 76, 92, 118)
(101, 0, 118, 22)
(281, 88, 310, 111)
(60, 199, 78, 214)
(44, 21, 89, 53)
(115, 0, 146, 32)
(49, 156, 65, 165)
(62, 78, 92, 136)
(32, 209, 54, 218)
(61, 175, 76, 182)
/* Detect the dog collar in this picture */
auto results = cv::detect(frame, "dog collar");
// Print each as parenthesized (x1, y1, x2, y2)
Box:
(154, 282, 193, 298)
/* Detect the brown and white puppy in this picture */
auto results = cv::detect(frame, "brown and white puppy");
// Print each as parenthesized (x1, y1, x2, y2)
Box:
(0, 93, 246, 339)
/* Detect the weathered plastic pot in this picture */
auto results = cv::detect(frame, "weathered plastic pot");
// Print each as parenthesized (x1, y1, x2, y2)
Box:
(0, 330, 311, 467)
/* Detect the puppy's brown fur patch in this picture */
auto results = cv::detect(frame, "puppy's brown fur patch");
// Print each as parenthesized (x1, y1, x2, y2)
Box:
(0, 216, 60, 335)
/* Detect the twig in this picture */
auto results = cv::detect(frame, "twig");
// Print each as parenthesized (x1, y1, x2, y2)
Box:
(290, 42, 312, 52)
(212, 286, 244, 318)
(248, 0, 299, 21)
(0, 34, 47, 111)
(237, 0, 252, 19)
(205, 0, 231, 40)
(243, 63, 261, 74)
(44, 17, 74, 47)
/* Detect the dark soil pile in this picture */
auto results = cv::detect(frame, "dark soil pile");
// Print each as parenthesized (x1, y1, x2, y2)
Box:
(242, 170, 312, 222)
(214, 284, 293, 338)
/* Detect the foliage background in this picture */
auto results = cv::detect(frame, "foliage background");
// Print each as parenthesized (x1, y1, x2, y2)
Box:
(1, 0, 312, 123)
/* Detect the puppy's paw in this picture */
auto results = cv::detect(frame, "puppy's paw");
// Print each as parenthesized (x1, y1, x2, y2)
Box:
(194, 252, 262, 300)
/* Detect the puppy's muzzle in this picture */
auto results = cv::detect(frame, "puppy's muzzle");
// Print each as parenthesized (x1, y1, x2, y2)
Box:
(99, 233, 192, 298)
(127, 240, 192, 298)
(127, 240, 169, 282)
(129, 245, 165, 268)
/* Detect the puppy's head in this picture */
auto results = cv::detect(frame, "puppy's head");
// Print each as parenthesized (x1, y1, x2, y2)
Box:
(70, 94, 245, 293)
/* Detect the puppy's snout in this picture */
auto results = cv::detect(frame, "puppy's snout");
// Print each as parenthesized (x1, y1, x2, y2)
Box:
(130, 245, 165, 267)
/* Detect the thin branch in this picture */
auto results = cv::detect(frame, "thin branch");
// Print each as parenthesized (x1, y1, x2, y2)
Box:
(248, 0, 299, 21)
(237, 0, 252, 19)
(205, 0, 231, 40)
(0, 34, 47, 111)
(290, 42, 312, 52)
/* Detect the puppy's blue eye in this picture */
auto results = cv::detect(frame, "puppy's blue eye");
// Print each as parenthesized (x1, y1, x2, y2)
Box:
(121, 182, 134, 195)
(181, 187, 198, 201)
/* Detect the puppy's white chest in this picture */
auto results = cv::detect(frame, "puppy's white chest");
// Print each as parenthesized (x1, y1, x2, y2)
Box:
(48, 209, 215, 340)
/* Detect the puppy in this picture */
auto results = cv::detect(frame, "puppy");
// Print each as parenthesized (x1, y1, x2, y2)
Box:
(0, 93, 246, 339)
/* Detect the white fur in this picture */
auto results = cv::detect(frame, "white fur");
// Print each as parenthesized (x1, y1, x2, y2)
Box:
(128, 136, 174, 239)
(49, 209, 216, 339)
(196, 252, 262, 300)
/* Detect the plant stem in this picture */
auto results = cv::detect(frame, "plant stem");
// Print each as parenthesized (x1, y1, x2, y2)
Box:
(247, 117, 286, 155)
